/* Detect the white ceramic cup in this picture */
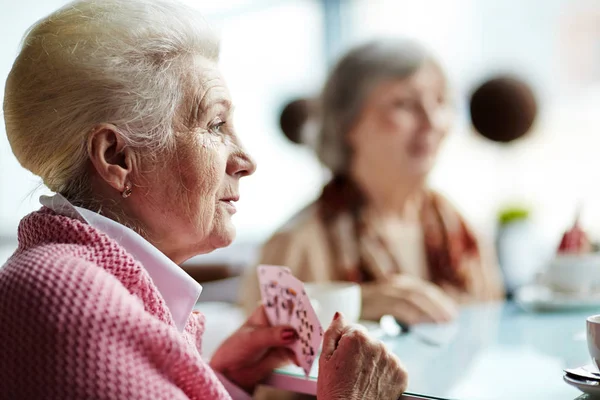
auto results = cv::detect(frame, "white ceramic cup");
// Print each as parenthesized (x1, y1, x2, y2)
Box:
(587, 315, 600, 370)
(304, 282, 361, 326)
(543, 253, 600, 294)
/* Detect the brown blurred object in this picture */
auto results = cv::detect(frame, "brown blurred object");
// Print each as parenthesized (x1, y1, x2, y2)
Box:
(469, 76, 538, 143)
(279, 98, 313, 144)
(180, 263, 234, 283)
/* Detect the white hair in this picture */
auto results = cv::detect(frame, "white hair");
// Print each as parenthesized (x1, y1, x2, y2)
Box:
(316, 39, 445, 173)
(3, 0, 219, 199)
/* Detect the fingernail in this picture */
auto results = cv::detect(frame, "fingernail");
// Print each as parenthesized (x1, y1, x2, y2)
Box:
(282, 329, 296, 342)
(333, 312, 340, 320)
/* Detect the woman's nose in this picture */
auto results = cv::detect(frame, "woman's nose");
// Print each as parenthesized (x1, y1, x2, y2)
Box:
(419, 103, 434, 131)
(420, 101, 448, 132)
(227, 148, 257, 178)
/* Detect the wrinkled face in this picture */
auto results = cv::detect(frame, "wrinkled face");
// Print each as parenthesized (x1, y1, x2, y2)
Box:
(347, 62, 453, 180)
(134, 57, 256, 263)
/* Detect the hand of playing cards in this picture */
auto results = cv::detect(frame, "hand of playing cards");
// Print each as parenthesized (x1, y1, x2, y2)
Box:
(258, 265, 323, 377)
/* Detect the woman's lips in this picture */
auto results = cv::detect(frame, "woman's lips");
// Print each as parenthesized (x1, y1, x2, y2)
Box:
(219, 199, 237, 214)
(409, 141, 435, 157)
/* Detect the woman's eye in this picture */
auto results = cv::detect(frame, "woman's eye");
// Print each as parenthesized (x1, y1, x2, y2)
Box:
(209, 120, 226, 134)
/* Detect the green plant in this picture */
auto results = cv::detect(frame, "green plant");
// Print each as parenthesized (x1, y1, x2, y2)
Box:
(498, 207, 530, 225)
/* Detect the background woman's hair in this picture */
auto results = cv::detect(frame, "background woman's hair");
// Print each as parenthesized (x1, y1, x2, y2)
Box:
(316, 38, 445, 173)
(3, 0, 219, 200)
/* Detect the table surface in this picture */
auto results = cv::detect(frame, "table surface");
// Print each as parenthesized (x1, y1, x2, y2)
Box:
(272, 301, 598, 399)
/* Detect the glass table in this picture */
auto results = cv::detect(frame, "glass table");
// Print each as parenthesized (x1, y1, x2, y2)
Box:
(267, 302, 598, 399)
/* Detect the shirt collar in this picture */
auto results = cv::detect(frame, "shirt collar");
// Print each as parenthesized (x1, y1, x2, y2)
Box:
(40, 194, 202, 332)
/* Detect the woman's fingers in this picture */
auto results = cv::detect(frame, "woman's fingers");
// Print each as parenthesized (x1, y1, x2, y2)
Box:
(364, 276, 459, 325)
(390, 298, 435, 325)
(246, 304, 271, 326)
(248, 325, 299, 351)
(423, 285, 458, 320)
(317, 319, 409, 399)
(223, 347, 298, 392)
(242, 305, 299, 349)
(321, 312, 347, 361)
(406, 289, 453, 323)
(251, 347, 298, 379)
(387, 279, 457, 324)
(383, 351, 409, 396)
(384, 292, 443, 325)
(335, 325, 371, 356)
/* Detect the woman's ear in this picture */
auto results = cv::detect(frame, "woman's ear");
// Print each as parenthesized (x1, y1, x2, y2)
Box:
(87, 124, 136, 192)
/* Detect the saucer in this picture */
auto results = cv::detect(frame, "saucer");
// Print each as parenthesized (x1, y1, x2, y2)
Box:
(564, 374, 600, 396)
(515, 284, 600, 312)
(565, 365, 600, 380)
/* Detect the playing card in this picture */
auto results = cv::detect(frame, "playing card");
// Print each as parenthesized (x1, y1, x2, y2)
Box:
(277, 273, 304, 326)
(257, 265, 323, 378)
(258, 265, 292, 326)
(289, 287, 324, 377)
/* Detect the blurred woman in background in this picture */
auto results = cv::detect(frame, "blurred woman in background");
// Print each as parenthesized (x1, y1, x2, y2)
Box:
(242, 39, 504, 325)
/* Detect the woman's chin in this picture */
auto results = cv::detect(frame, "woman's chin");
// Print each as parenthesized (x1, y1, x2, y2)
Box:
(208, 225, 236, 250)
(407, 156, 436, 176)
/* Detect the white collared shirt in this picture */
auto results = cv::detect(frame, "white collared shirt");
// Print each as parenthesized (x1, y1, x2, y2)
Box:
(41, 194, 202, 332)
(41, 194, 251, 399)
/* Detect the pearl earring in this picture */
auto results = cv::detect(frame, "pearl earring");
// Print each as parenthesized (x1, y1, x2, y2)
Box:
(121, 182, 132, 198)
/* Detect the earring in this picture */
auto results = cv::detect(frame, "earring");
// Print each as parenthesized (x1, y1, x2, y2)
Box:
(121, 182, 132, 198)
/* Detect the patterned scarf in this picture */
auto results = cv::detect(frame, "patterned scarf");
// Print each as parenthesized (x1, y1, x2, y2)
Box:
(317, 175, 479, 290)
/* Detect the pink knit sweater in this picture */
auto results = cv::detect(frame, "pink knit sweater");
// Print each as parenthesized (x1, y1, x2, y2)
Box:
(0, 208, 232, 399)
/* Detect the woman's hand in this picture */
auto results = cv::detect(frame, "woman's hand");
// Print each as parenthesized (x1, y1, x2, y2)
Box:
(209, 305, 298, 393)
(317, 312, 408, 400)
(361, 274, 458, 325)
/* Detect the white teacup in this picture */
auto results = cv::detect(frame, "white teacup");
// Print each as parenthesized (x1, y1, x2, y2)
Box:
(304, 282, 361, 326)
(587, 315, 600, 369)
(543, 253, 600, 294)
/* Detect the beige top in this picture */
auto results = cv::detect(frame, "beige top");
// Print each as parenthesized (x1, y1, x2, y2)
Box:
(239, 203, 504, 316)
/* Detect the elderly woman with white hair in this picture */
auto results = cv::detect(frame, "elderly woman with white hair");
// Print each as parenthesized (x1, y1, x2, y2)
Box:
(242, 40, 505, 325)
(0, 1, 407, 399)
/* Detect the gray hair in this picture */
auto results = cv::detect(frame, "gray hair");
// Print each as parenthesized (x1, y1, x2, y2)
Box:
(315, 39, 445, 173)
(4, 0, 218, 199)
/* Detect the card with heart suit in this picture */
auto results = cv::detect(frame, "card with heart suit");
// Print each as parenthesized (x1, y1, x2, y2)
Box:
(257, 265, 323, 377)
(258, 265, 291, 326)
(289, 287, 324, 376)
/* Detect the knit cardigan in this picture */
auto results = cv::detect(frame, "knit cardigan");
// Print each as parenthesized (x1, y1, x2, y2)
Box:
(0, 208, 232, 399)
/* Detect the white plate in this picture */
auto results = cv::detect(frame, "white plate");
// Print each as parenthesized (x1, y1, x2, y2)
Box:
(515, 284, 600, 312)
(564, 374, 600, 396)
